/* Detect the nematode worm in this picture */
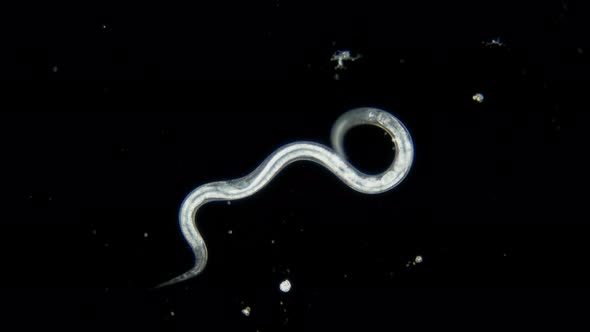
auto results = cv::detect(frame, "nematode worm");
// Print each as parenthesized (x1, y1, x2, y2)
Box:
(158, 108, 414, 288)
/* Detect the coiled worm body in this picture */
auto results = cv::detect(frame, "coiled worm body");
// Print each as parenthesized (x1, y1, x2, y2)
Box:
(157, 108, 414, 288)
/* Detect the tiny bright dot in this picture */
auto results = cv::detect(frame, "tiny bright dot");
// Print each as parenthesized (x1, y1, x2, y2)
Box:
(415, 255, 423, 264)
(144, 232, 149, 238)
(279, 279, 292, 293)
(241, 306, 251, 316)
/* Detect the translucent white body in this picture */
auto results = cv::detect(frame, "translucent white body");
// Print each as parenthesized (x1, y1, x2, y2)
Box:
(157, 108, 414, 287)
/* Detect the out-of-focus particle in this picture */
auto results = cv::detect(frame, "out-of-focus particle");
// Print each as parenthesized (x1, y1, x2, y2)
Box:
(279, 279, 291, 293)
(331, 50, 362, 70)
(472, 93, 484, 103)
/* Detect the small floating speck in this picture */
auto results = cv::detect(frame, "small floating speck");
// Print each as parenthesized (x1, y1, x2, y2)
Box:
(51, 66, 58, 73)
(227, 201, 232, 205)
(91, 229, 97, 235)
(241, 306, 251, 317)
(415, 255, 423, 264)
(228, 229, 233, 235)
(170, 310, 175, 317)
(472, 93, 484, 103)
(143, 232, 149, 238)
(279, 279, 292, 293)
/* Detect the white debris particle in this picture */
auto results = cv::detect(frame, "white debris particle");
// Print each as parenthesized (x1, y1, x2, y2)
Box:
(241, 306, 251, 317)
(91, 229, 97, 235)
(228, 229, 233, 235)
(51, 66, 58, 73)
(279, 279, 292, 293)
(331, 50, 362, 70)
(472, 93, 484, 103)
(415, 255, 423, 264)
(483, 38, 504, 48)
(227, 201, 231, 205)
(143, 232, 149, 238)
(170, 310, 175, 317)
(271, 239, 275, 244)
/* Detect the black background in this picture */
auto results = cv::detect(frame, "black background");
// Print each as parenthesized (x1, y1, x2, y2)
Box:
(2, 0, 590, 331)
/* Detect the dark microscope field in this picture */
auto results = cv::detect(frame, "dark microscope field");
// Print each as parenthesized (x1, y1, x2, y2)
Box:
(1, 1, 589, 331)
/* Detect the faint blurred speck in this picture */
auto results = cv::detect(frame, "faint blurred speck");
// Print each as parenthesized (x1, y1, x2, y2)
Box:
(483, 37, 504, 48)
